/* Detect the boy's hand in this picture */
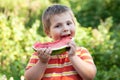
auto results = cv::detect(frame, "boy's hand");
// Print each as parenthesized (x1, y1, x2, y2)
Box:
(37, 47, 52, 64)
(67, 40, 76, 57)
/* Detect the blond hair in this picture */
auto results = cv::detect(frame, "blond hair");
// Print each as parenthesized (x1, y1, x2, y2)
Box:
(42, 4, 75, 35)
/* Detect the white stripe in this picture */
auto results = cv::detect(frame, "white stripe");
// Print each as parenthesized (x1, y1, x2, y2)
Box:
(47, 62, 72, 68)
(44, 71, 78, 77)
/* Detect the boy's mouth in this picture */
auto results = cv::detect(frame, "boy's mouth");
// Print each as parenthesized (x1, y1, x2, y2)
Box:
(61, 34, 71, 39)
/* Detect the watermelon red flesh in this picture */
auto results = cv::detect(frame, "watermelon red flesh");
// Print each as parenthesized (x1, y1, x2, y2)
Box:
(32, 37, 72, 55)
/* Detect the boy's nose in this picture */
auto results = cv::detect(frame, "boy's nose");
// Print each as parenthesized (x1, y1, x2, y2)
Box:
(63, 26, 69, 32)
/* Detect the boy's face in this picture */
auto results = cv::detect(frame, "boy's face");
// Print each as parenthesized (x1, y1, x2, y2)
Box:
(48, 12, 75, 41)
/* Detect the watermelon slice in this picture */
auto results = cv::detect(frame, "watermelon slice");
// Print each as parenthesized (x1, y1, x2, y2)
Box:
(32, 37, 73, 55)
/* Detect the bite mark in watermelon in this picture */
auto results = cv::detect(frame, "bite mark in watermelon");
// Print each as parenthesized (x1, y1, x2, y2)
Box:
(32, 37, 73, 55)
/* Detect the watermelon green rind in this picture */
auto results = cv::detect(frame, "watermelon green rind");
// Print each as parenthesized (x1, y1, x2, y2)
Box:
(52, 46, 70, 55)
(32, 45, 70, 55)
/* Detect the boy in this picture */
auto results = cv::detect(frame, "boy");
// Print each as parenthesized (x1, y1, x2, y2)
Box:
(24, 4, 96, 80)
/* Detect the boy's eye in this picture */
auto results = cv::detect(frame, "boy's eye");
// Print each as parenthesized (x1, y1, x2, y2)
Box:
(67, 22, 72, 25)
(54, 24, 61, 28)
(55, 25, 60, 28)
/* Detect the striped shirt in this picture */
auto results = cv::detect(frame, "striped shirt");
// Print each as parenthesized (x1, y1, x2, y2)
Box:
(26, 47, 94, 80)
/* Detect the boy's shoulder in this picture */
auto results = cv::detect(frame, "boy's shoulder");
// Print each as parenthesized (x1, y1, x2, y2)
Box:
(76, 46, 88, 51)
(76, 46, 90, 55)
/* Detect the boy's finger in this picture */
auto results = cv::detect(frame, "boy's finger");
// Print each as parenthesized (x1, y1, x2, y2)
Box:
(37, 48, 46, 55)
(44, 47, 52, 55)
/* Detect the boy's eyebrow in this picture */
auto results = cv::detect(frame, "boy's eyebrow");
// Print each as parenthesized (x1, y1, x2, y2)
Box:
(54, 23, 62, 26)
(54, 20, 72, 25)
(66, 20, 72, 22)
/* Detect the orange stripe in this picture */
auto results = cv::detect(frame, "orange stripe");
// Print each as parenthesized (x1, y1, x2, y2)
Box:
(80, 55, 92, 60)
(84, 59, 94, 64)
(29, 58, 38, 63)
(42, 74, 82, 80)
(48, 58, 69, 64)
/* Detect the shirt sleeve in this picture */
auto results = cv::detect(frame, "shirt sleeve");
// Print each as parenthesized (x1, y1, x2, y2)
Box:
(76, 47, 94, 64)
(25, 52, 39, 70)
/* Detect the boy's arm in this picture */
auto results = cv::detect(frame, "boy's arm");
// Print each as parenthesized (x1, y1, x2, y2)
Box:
(68, 41, 96, 80)
(69, 55, 96, 80)
(24, 60, 47, 80)
(24, 48, 51, 80)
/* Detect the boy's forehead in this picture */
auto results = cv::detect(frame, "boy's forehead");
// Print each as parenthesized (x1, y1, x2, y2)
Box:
(51, 12, 72, 20)
(50, 12, 73, 24)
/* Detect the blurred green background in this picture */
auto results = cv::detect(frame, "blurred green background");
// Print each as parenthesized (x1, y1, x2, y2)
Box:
(0, 0, 120, 80)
